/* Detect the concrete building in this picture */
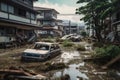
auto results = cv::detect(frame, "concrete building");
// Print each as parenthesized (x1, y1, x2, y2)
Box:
(34, 7, 63, 37)
(0, 0, 39, 47)
(62, 20, 82, 35)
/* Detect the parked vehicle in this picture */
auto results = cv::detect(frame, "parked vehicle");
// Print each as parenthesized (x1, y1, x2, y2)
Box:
(21, 42, 61, 61)
(61, 34, 75, 40)
(61, 34, 82, 42)
(69, 35, 82, 42)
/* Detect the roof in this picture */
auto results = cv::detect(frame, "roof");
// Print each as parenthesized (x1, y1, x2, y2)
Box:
(34, 7, 59, 14)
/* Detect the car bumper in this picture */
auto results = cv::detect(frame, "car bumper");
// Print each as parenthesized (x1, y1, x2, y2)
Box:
(21, 56, 47, 61)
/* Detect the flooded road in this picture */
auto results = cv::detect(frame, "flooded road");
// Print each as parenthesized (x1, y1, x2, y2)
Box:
(0, 42, 119, 80)
(50, 50, 89, 80)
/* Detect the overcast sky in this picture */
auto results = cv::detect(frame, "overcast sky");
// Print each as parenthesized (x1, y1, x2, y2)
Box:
(34, 0, 85, 24)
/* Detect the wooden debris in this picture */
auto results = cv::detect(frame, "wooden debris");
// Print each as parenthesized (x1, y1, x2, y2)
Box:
(0, 67, 47, 80)
(102, 54, 120, 69)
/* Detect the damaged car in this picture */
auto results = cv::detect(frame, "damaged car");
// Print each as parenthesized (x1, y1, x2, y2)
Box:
(21, 42, 61, 61)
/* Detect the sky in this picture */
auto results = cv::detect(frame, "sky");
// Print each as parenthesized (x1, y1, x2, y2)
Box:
(34, 0, 85, 25)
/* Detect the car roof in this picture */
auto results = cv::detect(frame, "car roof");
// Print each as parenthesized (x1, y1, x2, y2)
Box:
(35, 42, 58, 45)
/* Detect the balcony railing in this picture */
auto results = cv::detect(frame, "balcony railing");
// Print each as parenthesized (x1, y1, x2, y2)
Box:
(9, 14, 31, 23)
(0, 11, 8, 19)
(44, 15, 57, 20)
(0, 11, 37, 25)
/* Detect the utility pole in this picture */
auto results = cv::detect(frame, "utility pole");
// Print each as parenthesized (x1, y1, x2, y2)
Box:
(69, 20, 71, 34)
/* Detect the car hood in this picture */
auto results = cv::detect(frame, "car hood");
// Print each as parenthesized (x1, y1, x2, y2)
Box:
(23, 49, 49, 54)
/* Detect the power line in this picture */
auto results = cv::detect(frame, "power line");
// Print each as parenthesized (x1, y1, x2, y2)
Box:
(58, 14, 79, 15)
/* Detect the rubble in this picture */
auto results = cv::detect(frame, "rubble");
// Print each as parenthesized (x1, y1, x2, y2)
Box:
(0, 67, 47, 80)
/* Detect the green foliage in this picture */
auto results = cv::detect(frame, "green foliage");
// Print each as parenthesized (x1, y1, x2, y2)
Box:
(62, 40, 74, 47)
(76, 0, 120, 41)
(81, 31, 87, 37)
(75, 45, 86, 51)
(41, 39, 54, 43)
(93, 42, 104, 48)
(55, 38, 63, 43)
(94, 45, 120, 59)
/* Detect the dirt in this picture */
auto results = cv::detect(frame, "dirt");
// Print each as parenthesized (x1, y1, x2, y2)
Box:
(0, 43, 120, 80)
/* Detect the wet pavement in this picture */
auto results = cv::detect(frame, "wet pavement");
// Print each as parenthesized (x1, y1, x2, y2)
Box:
(49, 50, 89, 80)
(48, 43, 120, 80)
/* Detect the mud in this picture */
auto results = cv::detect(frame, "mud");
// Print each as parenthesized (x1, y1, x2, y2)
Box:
(0, 43, 120, 80)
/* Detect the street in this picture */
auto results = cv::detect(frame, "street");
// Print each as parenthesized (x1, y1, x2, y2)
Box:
(0, 42, 119, 80)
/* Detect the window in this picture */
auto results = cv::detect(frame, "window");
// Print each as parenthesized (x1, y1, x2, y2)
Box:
(26, 11, 30, 18)
(1, 3, 7, 12)
(31, 13, 35, 20)
(8, 5, 14, 14)
(34, 44, 49, 50)
(18, 9, 26, 17)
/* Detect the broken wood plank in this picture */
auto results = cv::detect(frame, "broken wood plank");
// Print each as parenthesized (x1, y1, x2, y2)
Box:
(101, 54, 120, 69)
(0, 69, 33, 76)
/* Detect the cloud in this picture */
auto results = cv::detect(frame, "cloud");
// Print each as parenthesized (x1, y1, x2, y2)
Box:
(34, 0, 77, 14)
(57, 14, 84, 22)
(34, 0, 85, 23)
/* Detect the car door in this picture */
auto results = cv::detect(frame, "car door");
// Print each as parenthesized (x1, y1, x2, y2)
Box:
(49, 45, 56, 57)
(56, 44, 61, 54)
(53, 44, 61, 55)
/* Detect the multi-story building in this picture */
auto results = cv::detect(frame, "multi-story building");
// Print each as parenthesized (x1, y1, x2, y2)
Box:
(34, 7, 63, 37)
(0, 0, 38, 47)
(63, 20, 79, 35)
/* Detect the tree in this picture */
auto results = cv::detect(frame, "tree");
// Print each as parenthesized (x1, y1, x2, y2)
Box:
(76, 0, 120, 42)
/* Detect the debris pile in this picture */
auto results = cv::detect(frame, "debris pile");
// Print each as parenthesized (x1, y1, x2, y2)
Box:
(0, 66, 47, 80)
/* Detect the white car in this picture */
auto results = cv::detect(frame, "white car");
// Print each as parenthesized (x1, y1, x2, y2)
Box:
(21, 42, 61, 61)
(61, 34, 82, 42)
(61, 34, 75, 40)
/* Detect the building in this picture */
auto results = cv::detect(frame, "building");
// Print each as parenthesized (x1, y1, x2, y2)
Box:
(0, 0, 39, 47)
(34, 7, 63, 37)
(63, 20, 80, 35)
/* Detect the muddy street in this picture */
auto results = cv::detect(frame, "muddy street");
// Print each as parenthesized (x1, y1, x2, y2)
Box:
(0, 42, 119, 80)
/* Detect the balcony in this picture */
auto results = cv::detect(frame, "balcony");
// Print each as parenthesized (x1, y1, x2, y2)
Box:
(44, 15, 57, 20)
(0, 11, 37, 25)
(0, 11, 8, 19)
(11, 0, 33, 9)
(9, 14, 31, 23)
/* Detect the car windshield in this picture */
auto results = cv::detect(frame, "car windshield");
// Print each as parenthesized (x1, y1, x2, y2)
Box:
(34, 44, 50, 50)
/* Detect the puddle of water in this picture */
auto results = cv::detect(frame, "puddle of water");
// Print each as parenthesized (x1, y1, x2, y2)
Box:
(51, 51, 89, 80)
(52, 63, 89, 80)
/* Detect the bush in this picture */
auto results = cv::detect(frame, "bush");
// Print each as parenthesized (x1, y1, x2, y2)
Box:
(41, 39, 54, 43)
(62, 40, 74, 47)
(75, 45, 86, 51)
(80, 31, 87, 37)
(55, 38, 63, 42)
(93, 42, 104, 48)
(94, 45, 120, 59)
